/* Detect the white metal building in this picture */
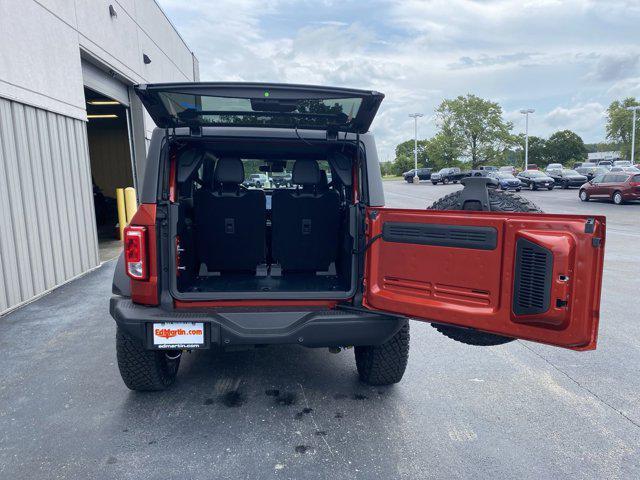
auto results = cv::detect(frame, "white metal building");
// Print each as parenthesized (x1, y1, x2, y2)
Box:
(587, 151, 622, 162)
(0, 0, 199, 314)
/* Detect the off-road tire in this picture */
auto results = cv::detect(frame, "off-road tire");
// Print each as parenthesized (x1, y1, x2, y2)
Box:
(116, 328, 180, 391)
(355, 322, 409, 385)
(427, 189, 543, 346)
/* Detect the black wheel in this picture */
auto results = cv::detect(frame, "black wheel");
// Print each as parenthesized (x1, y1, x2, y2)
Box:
(432, 181, 438, 185)
(453, 180, 458, 184)
(516, 188, 521, 192)
(116, 328, 180, 391)
(547, 186, 554, 190)
(579, 189, 589, 202)
(613, 191, 623, 205)
(529, 183, 535, 191)
(255, 182, 261, 188)
(355, 322, 409, 386)
(406, 177, 413, 183)
(443, 178, 449, 184)
(427, 189, 543, 346)
(562, 181, 569, 189)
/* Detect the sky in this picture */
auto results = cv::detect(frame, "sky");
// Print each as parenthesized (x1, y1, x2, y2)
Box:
(157, 0, 640, 160)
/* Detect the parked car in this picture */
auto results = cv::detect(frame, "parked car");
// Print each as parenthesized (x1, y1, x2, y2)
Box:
(271, 172, 292, 188)
(547, 169, 588, 189)
(243, 173, 269, 188)
(403, 168, 432, 183)
(430, 167, 466, 184)
(576, 163, 606, 180)
(487, 172, 522, 191)
(478, 165, 498, 172)
(110, 81, 606, 391)
(597, 160, 613, 170)
(527, 164, 539, 170)
(499, 165, 517, 175)
(579, 172, 640, 204)
(546, 163, 564, 172)
(517, 170, 555, 190)
(610, 166, 640, 173)
(612, 160, 632, 168)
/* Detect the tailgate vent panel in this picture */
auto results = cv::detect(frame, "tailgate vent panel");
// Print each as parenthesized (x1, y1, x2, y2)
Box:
(513, 238, 552, 316)
(382, 222, 497, 250)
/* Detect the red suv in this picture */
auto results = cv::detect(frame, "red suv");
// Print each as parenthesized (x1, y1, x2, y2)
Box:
(579, 172, 640, 204)
(110, 82, 606, 391)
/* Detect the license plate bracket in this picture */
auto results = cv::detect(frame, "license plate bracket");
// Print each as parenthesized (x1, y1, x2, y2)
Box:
(149, 322, 206, 349)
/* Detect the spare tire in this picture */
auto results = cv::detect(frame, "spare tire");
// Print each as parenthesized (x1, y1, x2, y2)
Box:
(427, 189, 543, 346)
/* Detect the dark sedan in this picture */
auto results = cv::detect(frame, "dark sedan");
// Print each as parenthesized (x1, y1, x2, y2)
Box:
(576, 164, 608, 180)
(548, 169, 588, 189)
(517, 170, 555, 190)
(488, 172, 522, 191)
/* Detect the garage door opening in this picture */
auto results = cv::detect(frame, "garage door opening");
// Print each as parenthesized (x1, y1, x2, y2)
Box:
(84, 87, 134, 262)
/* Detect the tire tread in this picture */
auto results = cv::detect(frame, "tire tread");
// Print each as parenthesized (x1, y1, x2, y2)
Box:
(355, 323, 410, 386)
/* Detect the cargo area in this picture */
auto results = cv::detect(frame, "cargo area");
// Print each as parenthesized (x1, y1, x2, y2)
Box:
(169, 138, 360, 299)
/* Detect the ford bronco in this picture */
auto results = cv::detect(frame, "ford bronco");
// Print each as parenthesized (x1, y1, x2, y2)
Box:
(110, 83, 606, 391)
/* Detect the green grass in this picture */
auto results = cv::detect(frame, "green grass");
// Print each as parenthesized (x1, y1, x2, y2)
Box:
(382, 175, 404, 181)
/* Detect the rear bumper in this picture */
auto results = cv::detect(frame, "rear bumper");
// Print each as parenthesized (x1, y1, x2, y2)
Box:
(622, 190, 640, 200)
(110, 297, 406, 349)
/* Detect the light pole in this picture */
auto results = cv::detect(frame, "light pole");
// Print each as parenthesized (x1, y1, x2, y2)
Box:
(409, 113, 424, 183)
(520, 109, 535, 171)
(626, 106, 640, 164)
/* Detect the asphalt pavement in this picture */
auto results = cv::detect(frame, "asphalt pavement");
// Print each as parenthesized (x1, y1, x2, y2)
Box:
(1, 181, 639, 479)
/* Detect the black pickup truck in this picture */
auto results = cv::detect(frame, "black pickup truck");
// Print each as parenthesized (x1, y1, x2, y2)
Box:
(430, 167, 468, 185)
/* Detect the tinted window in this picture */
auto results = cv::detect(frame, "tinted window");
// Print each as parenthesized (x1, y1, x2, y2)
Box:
(633, 175, 640, 182)
(563, 170, 579, 175)
(602, 174, 616, 182)
(615, 175, 628, 182)
(592, 174, 605, 183)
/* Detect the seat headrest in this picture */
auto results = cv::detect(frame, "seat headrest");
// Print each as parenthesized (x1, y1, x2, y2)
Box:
(292, 160, 321, 185)
(214, 158, 244, 185)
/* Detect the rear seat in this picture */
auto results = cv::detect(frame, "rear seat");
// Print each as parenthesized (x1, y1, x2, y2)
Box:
(193, 158, 266, 272)
(271, 160, 340, 272)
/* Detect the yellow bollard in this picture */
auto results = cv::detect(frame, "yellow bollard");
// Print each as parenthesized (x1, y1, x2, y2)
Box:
(116, 188, 126, 241)
(124, 187, 138, 225)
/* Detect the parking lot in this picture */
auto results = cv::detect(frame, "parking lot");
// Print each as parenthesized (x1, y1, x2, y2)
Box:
(1, 182, 639, 480)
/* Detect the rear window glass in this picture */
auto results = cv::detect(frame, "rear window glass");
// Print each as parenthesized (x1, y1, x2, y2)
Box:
(157, 92, 362, 130)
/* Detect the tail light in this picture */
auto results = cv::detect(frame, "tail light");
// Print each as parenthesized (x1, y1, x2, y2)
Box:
(124, 226, 148, 280)
(630, 181, 640, 187)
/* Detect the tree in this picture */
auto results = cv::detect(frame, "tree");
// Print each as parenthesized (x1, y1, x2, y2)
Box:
(436, 94, 514, 168)
(606, 97, 639, 162)
(424, 132, 464, 170)
(514, 134, 548, 167)
(545, 130, 587, 166)
(390, 139, 429, 175)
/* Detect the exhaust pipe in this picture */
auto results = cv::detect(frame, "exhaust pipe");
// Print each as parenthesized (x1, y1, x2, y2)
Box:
(165, 350, 182, 361)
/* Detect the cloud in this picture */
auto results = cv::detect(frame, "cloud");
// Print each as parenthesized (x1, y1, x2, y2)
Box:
(449, 52, 538, 70)
(588, 54, 640, 82)
(157, 0, 640, 158)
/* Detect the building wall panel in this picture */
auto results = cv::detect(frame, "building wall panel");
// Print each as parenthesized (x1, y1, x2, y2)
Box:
(0, 97, 99, 314)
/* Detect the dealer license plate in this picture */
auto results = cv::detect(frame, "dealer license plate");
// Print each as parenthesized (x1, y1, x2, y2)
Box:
(152, 322, 204, 348)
